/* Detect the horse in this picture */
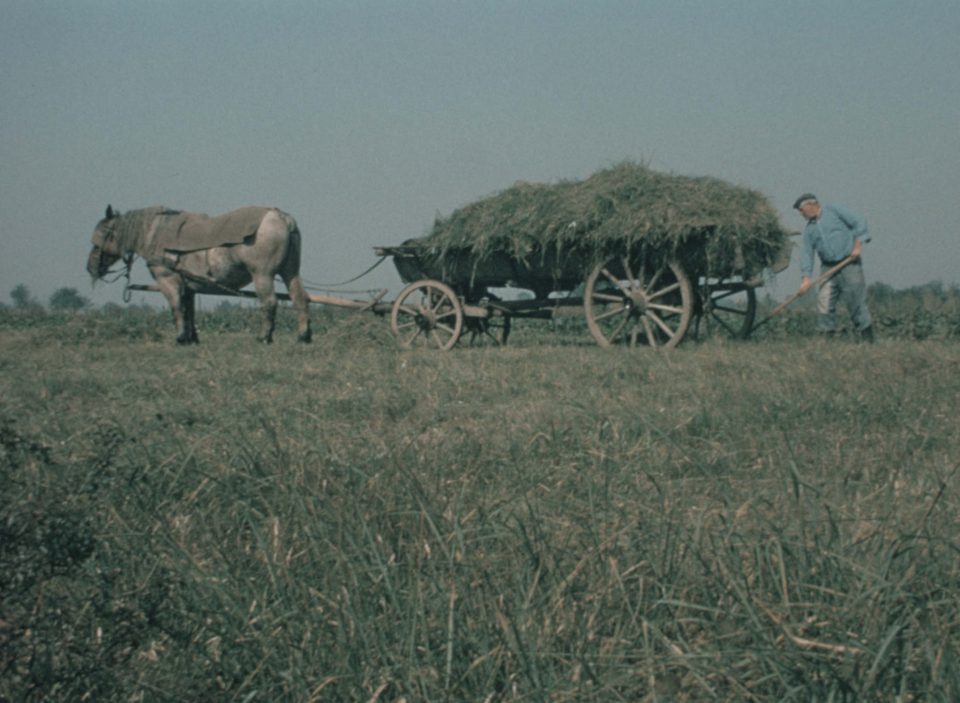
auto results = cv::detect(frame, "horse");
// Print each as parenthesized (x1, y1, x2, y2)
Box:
(87, 205, 312, 344)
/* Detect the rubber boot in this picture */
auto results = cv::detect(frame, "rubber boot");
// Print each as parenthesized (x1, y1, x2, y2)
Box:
(859, 326, 875, 343)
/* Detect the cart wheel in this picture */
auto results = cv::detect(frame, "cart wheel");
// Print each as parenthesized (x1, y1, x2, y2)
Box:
(391, 279, 464, 350)
(693, 280, 757, 340)
(584, 257, 693, 349)
(463, 313, 511, 346)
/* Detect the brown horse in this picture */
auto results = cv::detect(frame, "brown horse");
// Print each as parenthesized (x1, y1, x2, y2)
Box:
(87, 205, 311, 344)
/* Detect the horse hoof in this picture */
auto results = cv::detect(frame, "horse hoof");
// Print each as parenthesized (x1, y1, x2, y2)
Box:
(258, 336, 273, 344)
(298, 330, 312, 344)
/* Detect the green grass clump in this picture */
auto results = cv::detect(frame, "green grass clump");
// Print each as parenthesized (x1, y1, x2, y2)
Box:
(1, 310, 959, 701)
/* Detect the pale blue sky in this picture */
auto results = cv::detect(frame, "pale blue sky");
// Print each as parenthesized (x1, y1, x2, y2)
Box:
(2, 0, 958, 307)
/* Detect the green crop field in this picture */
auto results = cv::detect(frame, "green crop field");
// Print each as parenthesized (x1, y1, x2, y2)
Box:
(1, 302, 958, 702)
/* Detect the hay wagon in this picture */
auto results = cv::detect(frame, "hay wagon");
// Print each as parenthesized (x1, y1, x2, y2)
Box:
(370, 163, 792, 350)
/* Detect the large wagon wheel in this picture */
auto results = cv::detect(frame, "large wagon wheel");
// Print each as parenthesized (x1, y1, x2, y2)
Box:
(584, 257, 693, 349)
(390, 279, 463, 350)
(693, 279, 757, 340)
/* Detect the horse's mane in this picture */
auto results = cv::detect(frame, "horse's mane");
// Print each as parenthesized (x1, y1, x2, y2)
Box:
(113, 207, 179, 254)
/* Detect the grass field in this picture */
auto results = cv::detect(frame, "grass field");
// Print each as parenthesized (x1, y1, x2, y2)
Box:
(2, 304, 959, 702)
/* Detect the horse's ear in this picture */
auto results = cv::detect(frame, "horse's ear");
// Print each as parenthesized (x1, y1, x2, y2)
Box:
(105, 205, 115, 219)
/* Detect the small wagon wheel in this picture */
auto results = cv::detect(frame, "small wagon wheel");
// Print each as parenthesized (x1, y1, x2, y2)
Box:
(391, 279, 464, 350)
(461, 297, 512, 347)
(463, 315, 512, 346)
(693, 278, 757, 340)
(584, 257, 693, 349)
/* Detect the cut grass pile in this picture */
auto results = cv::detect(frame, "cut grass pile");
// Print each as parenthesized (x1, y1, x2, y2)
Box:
(410, 162, 792, 280)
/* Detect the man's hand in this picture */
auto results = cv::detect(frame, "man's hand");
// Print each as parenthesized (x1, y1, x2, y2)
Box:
(798, 276, 812, 296)
(851, 240, 863, 261)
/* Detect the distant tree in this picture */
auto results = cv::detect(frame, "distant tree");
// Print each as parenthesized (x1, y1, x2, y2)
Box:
(49, 287, 91, 311)
(11, 283, 38, 309)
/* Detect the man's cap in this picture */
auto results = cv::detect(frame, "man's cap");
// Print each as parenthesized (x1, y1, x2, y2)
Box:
(793, 193, 818, 209)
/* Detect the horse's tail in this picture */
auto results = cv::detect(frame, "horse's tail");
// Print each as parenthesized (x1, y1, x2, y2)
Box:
(276, 209, 303, 277)
(273, 210, 311, 341)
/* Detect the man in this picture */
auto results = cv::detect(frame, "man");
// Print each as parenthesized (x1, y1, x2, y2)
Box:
(794, 193, 874, 341)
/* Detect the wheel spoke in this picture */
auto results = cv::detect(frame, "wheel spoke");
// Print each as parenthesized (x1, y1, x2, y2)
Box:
(647, 302, 685, 316)
(402, 327, 425, 347)
(601, 267, 633, 297)
(710, 288, 744, 303)
(483, 327, 501, 344)
(609, 314, 631, 342)
(647, 310, 678, 339)
(621, 256, 640, 289)
(641, 316, 657, 347)
(647, 267, 664, 290)
(708, 310, 739, 336)
(593, 304, 628, 322)
(428, 293, 448, 314)
(647, 281, 680, 301)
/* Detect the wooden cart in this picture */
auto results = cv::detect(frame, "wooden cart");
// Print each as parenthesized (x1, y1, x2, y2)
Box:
(372, 237, 789, 350)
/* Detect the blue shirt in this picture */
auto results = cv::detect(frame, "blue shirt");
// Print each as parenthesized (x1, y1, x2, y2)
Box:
(799, 203, 870, 276)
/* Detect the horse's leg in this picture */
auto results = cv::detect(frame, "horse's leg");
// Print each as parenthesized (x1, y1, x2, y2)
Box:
(252, 273, 277, 343)
(279, 261, 311, 343)
(285, 273, 312, 343)
(182, 289, 199, 344)
(153, 272, 192, 344)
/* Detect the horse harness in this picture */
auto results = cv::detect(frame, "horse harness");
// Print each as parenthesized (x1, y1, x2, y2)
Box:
(114, 247, 249, 302)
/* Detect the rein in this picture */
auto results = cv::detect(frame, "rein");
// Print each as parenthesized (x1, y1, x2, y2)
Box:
(300, 255, 388, 290)
(98, 253, 136, 301)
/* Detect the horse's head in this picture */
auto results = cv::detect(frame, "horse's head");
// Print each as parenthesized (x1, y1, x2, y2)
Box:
(87, 205, 123, 279)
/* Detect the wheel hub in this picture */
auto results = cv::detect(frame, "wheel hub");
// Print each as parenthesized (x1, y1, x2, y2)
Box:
(417, 307, 437, 329)
(627, 289, 648, 314)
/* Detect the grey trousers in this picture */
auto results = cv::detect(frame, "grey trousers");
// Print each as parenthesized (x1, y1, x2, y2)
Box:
(817, 260, 873, 333)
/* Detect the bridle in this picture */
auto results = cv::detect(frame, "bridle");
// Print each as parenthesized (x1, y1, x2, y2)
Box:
(92, 223, 136, 299)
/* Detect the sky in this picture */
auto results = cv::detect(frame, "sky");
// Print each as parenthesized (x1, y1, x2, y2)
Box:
(2, 0, 958, 309)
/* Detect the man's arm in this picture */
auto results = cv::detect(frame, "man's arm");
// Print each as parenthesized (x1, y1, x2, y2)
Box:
(851, 238, 863, 260)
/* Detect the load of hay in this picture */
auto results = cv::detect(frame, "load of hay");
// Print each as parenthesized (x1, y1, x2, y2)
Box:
(406, 162, 791, 284)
